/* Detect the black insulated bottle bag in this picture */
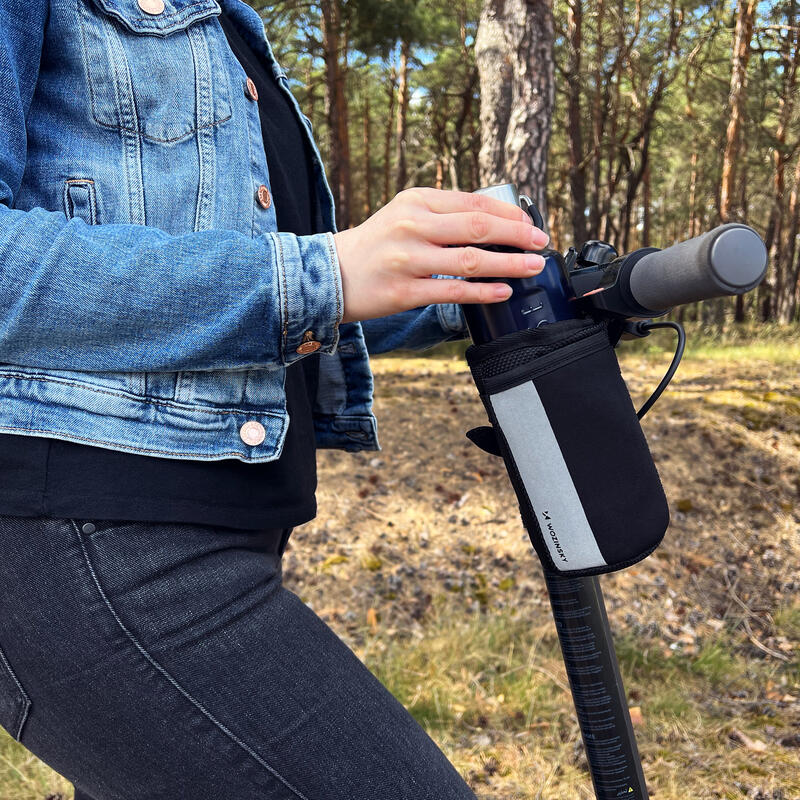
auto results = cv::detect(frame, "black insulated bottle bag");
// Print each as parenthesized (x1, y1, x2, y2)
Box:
(465, 318, 669, 577)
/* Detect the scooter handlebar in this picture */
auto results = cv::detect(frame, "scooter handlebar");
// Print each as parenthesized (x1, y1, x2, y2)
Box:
(628, 223, 768, 313)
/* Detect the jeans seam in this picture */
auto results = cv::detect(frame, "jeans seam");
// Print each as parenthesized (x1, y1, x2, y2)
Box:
(0, 645, 32, 741)
(71, 521, 312, 800)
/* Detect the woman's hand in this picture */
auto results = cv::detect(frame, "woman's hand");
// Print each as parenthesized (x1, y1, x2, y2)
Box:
(333, 187, 550, 324)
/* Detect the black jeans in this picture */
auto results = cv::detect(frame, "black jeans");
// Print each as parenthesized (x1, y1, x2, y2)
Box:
(0, 515, 477, 800)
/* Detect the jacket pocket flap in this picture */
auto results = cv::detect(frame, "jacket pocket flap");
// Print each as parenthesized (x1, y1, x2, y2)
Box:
(90, 0, 221, 35)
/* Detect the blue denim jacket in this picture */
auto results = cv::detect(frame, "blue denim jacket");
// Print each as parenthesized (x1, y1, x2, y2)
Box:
(0, 0, 466, 461)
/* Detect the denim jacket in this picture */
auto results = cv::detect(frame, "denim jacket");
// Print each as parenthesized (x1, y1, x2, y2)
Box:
(0, 0, 466, 461)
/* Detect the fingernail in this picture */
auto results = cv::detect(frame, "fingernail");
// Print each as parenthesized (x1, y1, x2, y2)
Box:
(525, 254, 546, 273)
(531, 229, 550, 248)
(494, 284, 513, 299)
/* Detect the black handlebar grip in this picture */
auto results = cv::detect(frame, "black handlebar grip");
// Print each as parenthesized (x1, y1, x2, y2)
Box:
(628, 223, 767, 312)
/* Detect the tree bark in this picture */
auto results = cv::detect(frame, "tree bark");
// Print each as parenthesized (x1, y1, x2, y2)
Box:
(382, 67, 397, 207)
(780, 151, 800, 322)
(719, 0, 756, 224)
(362, 93, 372, 221)
(449, 10, 478, 193)
(688, 149, 699, 238)
(565, 0, 587, 245)
(320, 0, 352, 228)
(618, 1, 682, 253)
(588, 0, 605, 239)
(476, 0, 555, 217)
(395, 39, 411, 193)
(642, 163, 651, 248)
(768, 0, 798, 322)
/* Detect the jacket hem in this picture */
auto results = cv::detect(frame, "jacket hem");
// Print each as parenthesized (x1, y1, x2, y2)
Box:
(0, 379, 291, 461)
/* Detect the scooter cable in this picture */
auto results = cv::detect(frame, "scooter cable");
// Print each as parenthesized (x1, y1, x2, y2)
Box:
(635, 321, 687, 420)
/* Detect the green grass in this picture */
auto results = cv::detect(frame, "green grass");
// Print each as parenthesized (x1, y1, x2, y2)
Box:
(631, 322, 800, 364)
(380, 321, 800, 365)
(774, 601, 800, 641)
(0, 733, 71, 800)
(359, 599, 800, 798)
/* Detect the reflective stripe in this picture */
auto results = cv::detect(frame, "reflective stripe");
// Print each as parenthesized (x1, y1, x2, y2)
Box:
(490, 381, 606, 572)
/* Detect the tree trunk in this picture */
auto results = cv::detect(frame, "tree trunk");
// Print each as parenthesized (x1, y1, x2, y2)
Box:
(588, 0, 605, 239)
(719, 0, 756, 225)
(395, 39, 411, 193)
(450, 6, 478, 192)
(304, 60, 317, 126)
(362, 93, 372, 221)
(619, 1, 682, 253)
(779, 152, 800, 322)
(320, 0, 352, 229)
(475, 6, 512, 190)
(601, 0, 627, 247)
(719, 0, 756, 324)
(565, 0, 587, 245)
(688, 149, 699, 238)
(767, 0, 798, 322)
(382, 67, 397, 206)
(468, 113, 481, 192)
(476, 0, 555, 218)
(642, 163, 651, 248)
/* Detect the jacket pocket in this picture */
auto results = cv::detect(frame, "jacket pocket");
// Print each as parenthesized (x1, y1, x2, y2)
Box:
(0, 645, 31, 742)
(79, 0, 231, 144)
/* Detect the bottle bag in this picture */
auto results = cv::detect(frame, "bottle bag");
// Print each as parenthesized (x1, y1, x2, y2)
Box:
(465, 318, 669, 577)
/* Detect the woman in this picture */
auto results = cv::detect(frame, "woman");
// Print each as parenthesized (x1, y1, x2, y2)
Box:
(0, 0, 549, 797)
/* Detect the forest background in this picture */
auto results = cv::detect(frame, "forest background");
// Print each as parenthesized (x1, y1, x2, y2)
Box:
(259, 0, 800, 326)
(3, 2, 800, 798)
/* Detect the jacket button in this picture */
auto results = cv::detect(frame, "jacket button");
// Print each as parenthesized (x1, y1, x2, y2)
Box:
(297, 331, 322, 355)
(138, 0, 165, 14)
(240, 421, 266, 447)
(256, 185, 272, 209)
(245, 78, 259, 102)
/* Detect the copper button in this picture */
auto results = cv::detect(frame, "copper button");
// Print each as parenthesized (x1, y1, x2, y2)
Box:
(240, 421, 266, 447)
(138, 0, 165, 14)
(297, 331, 322, 355)
(245, 78, 259, 102)
(257, 185, 272, 210)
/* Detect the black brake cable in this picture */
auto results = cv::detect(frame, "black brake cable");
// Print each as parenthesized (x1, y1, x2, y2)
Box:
(635, 321, 686, 420)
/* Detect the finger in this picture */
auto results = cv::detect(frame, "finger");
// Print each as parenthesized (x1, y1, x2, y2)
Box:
(426, 246, 546, 279)
(406, 277, 514, 308)
(409, 187, 532, 225)
(422, 212, 550, 250)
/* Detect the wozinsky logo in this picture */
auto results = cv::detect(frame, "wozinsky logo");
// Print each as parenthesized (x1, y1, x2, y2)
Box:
(542, 511, 568, 563)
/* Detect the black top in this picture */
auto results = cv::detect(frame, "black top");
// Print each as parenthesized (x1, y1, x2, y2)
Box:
(0, 12, 321, 530)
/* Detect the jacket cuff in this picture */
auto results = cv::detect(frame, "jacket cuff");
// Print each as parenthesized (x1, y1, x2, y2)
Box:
(437, 301, 467, 335)
(433, 274, 468, 336)
(269, 231, 343, 365)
